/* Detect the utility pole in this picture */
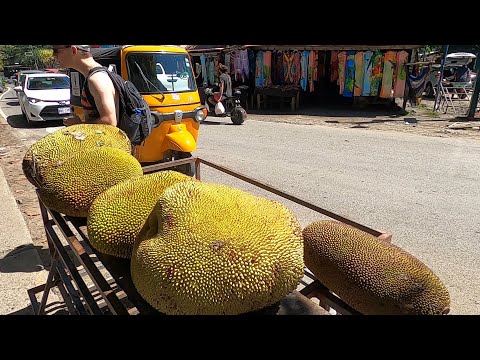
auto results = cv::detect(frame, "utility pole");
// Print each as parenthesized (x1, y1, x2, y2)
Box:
(433, 45, 449, 112)
(467, 49, 480, 118)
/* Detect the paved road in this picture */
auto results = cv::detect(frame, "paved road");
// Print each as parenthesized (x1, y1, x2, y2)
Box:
(2, 86, 479, 314)
(195, 117, 480, 315)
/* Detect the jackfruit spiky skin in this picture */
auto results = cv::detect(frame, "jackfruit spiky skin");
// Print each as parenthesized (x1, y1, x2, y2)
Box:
(23, 124, 131, 187)
(303, 220, 450, 315)
(131, 181, 304, 315)
(38, 147, 143, 217)
(87, 171, 196, 258)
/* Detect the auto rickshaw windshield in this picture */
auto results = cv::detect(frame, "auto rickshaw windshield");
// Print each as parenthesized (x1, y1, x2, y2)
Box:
(125, 52, 196, 94)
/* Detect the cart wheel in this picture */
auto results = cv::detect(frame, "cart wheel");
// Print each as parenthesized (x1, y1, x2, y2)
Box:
(231, 107, 246, 125)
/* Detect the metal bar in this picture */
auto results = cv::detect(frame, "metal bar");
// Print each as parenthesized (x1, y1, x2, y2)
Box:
(45, 223, 103, 315)
(301, 280, 361, 315)
(195, 157, 201, 180)
(27, 283, 44, 315)
(37, 255, 59, 315)
(52, 273, 80, 315)
(55, 261, 88, 315)
(198, 158, 384, 238)
(142, 157, 196, 174)
(47, 209, 129, 315)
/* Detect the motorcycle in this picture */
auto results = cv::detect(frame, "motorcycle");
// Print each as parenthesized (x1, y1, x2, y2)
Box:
(204, 87, 247, 125)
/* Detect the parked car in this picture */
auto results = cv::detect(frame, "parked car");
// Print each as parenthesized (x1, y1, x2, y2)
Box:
(15, 70, 45, 93)
(13, 73, 71, 125)
(424, 52, 477, 98)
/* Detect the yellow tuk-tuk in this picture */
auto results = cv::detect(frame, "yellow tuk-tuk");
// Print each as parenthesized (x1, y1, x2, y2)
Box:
(69, 45, 206, 175)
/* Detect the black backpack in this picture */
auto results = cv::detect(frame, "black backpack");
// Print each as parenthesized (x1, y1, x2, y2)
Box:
(84, 66, 154, 146)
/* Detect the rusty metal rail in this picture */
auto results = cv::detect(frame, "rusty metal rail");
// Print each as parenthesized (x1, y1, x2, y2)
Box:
(29, 157, 392, 315)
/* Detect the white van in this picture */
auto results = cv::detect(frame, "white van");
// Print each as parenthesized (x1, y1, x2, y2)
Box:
(156, 63, 190, 92)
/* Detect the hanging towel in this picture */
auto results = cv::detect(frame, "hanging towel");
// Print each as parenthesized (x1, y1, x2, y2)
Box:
(380, 51, 397, 98)
(263, 50, 272, 86)
(240, 49, 249, 81)
(354, 51, 364, 97)
(343, 51, 355, 97)
(370, 50, 384, 97)
(255, 51, 264, 87)
(393, 50, 409, 98)
(362, 51, 373, 96)
(300, 50, 309, 91)
(283, 51, 294, 84)
(293, 51, 302, 85)
(200, 54, 208, 87)
(337, 51, 347, 94)
(308, 50, 318, 92)
(248, 49, 256, 80)
(330, 50, 339, 83)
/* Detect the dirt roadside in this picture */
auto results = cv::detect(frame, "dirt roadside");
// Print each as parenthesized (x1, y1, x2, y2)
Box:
(0, 100, 479, 271)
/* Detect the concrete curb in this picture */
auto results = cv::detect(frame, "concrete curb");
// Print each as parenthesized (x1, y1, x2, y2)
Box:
(0, 88, 60, 314)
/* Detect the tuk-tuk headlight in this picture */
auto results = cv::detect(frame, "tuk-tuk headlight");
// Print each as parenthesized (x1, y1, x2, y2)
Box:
(195, 109, 205, 122)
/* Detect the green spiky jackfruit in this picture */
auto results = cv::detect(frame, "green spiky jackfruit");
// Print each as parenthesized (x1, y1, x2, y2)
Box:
(303, 220, 450, 315)
(23, 124, 131, 186)
(38, 147, 143, 217)
(87, 171, 196, 258)
(131, 181, 304, 315)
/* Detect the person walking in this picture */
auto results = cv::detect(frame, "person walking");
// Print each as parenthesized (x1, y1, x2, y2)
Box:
(52, 45, 118, 126)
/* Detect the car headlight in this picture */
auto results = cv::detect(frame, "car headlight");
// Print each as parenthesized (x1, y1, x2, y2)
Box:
(195, 109, 205, 122)
(27, 97, 41, 104)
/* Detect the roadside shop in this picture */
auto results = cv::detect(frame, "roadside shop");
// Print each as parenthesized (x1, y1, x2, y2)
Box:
(187, 45, 422, 111)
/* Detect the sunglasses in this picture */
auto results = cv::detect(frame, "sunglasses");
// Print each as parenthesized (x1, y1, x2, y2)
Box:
(52, 46, 71, 55)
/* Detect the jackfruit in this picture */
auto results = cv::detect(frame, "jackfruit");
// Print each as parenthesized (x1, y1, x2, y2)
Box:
(23, 124, 131, 186)
(303, 220, 450, 315)
(131, 181, 304, 315)
(38, 147, 143, 217)
(87, 171, 195, 258)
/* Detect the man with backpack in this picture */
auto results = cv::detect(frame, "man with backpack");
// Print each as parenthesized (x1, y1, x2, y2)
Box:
(53, 45, 119, 127)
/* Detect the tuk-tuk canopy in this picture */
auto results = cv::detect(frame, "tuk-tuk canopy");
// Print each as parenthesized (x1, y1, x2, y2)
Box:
(91, 46, 126, 62)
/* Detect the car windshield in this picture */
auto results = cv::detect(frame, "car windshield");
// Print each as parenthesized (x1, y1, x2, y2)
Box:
(126, 52, 196, 94)
(27, 76, 70, 90)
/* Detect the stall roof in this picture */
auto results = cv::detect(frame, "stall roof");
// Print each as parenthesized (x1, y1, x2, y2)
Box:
(185, 45, 227, 53)
(225, 45, 422, 51)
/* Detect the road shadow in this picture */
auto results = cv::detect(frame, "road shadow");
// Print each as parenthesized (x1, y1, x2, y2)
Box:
(0, 244, 45, 273)
(8, 302, 69, 315)
(248, 101, 406, 118)
(7, 114, 63, 129)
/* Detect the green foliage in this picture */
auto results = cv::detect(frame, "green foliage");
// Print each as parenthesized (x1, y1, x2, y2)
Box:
(0, 45, 55, 70)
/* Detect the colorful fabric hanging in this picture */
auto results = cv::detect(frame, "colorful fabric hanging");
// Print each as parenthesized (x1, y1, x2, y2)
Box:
(308, 50, 318, 92)
(369, 50, 384, 97)
(337, 51, 347, 94)
(354, 51, 364, 97)
(248, 49, 256, 80)
(343, 51, 355, 97)
(283, 51, 295, 84)
(330, 50, 339, 83)
(240, 49, 249, 80)
(255, 51, 264, 87)
(200, 54, 208, 87)
(293, 51, 301, 85)
(380, 51, 397, 98)
(362, 51, 373, 96)
(300, 50, 309, 91)
(263, 51, 272, 86)
(393, 50, 409, 98)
